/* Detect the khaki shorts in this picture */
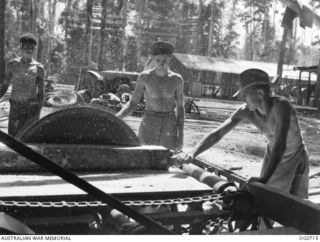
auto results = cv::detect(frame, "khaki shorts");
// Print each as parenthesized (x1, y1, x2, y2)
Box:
(261, 145, 309, 198)
(138, 110, 178, 150)
(8, 99, 41, 137)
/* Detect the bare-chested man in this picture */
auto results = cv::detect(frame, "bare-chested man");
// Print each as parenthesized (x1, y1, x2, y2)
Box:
(117, 41, 185, 151)
(174, 68, 309, 198)
(0, 33, 45, 136)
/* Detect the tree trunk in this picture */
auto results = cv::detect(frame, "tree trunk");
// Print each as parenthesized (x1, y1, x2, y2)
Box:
(277, 28, 288, 87)
(65, 0, 73, 41)
(36, 0, 45, 62)
(85, 0, 93, 66)
(49, 0, 57, 34)
(135, 0, 144, 68)
(249, 4, 253, 60)
(121, 0, 128, 71)
(47, 0, 57, 75)
(98, 0, 107, 72)
(17, 11, 22, 35)
(197, 0, 204, 55)
(0, 0, 5, 85)
(29, 0, 36, 34)
(113, 0, 125, 70)
(37, 33, 43, 62)
(262, 6, 268, 52)
(208, 0, 215, 56)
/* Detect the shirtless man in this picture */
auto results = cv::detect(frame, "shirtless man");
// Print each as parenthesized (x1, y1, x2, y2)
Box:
(174, 68, 309, 198)
(0, 33, 45, 136)
(117, 41, 184, 151)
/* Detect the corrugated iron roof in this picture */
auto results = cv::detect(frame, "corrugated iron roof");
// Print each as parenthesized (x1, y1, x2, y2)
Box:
(173, 53, 317, 82)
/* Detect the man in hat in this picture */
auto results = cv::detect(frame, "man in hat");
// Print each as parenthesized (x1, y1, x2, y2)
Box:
(116, 41, 184, 151)
(0, 33, 45, 136)
(174, 68, 309, 199)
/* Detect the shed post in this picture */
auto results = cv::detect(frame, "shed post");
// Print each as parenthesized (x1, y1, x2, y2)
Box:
(315, 55, 320, 110)
(297, 71, 303, 105)
(306, 72, 311, 106)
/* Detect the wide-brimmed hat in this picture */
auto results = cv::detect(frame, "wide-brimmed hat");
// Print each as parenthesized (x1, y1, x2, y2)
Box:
(150, 41, 174, 56)
(233, 68, 277, 98)
(19, 33, 37, 45)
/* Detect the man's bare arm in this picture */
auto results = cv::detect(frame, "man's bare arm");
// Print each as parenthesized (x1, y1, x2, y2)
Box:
(0, 62, 12, 98)
(190, 105, 246, 158)
(175, 76, 185, 151)
(116, 75, 144, 119)
(259, 101, 291, 183)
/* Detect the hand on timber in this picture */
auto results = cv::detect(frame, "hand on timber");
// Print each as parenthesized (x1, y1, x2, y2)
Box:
(240, 177, 264, 192)
(171, 151, 194, 166)
(222, 185, 238, 193)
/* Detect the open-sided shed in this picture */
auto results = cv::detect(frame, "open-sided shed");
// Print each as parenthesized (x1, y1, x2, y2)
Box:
(293, 65, 318, 106)
(171, 53, 317, 99)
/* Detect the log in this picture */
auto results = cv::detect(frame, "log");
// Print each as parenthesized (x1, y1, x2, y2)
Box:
(0, 144, 171, 172)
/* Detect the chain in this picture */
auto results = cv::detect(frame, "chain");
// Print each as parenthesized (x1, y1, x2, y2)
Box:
(0, 194, 225, 209)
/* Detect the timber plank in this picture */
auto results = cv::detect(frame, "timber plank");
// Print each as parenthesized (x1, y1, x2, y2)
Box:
(0, 144, 171, 171)
(247, 182, 320, 234)
(0, 170, 212, 197)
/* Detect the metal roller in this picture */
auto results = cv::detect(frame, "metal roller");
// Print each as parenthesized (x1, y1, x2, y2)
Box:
(182, 163, 237, 193)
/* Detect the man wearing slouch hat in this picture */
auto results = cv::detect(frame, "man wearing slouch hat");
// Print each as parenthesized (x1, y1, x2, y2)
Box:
(174, 68, 309, 199)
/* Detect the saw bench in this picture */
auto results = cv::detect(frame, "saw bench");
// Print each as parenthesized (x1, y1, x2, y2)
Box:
(0, 106, 319, 235)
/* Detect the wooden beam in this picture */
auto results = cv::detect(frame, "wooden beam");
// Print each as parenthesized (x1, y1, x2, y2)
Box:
(247, 182, 320, 234)
(0, 144, 171, 172)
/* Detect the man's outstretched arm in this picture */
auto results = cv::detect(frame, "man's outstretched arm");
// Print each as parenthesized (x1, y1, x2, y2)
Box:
(174, 105, 247, 163)
(191, 113, 242, 158)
